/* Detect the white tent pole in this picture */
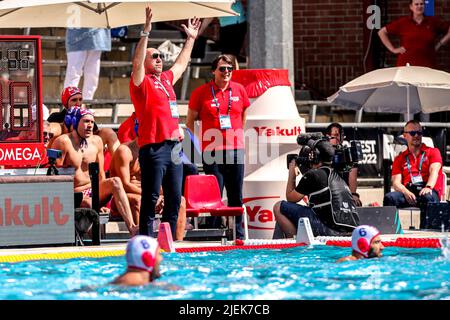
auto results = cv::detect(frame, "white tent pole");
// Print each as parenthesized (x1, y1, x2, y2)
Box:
(406, 84, 410, 121)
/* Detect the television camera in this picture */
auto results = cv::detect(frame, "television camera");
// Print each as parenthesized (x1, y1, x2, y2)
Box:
(286, 132, 363, 173)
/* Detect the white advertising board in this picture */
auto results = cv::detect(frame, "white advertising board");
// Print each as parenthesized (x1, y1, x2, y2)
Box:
(243, 180, 286, 239)
(243, 81, 306, 239)
(0, 177, 74, 246)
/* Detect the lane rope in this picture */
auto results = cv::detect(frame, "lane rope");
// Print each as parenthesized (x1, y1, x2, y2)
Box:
(0, 237, 444, 263)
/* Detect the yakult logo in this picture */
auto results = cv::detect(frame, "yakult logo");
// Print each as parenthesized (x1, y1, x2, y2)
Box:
(253, 126, 302, 137)
(243, 196, 279, 230)
(0, 197, 70, 227)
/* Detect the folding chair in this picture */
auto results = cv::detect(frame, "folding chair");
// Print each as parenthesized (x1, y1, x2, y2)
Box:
(184, 174, 248, 240)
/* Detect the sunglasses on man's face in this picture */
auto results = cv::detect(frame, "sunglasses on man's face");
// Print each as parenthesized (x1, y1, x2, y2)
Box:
(151, 53, 164, 60)
(43, 131, 54, 139)
(404, 130, 423, 137)
(218, 66, 233, 73)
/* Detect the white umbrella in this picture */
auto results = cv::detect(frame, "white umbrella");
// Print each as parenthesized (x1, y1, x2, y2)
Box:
(328, 65, 450, 120)
(0, 0, 237, 28)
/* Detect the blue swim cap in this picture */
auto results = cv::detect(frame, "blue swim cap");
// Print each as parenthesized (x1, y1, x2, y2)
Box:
(64, 107, 94, 131)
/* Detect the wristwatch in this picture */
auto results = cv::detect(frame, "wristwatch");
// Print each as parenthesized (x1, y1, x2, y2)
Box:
(140, 30, 150, 37)
(426, 185, 433, 189)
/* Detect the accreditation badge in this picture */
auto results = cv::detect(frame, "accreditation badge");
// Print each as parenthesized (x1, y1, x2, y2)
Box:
(169, 100, 179, 118)
(219, 114, 232, 130)
(411, 174, 423, 185)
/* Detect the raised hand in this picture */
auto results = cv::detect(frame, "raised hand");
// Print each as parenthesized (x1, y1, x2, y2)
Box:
(181, 17, 201, 40)
(143, 6, 153, 33)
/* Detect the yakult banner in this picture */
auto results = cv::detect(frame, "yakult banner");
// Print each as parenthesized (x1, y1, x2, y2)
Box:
(0, 176, 74, 246)
(244, 153, 302, 239)
(233, 69, 306, 239)
(243, 191, 283, 239)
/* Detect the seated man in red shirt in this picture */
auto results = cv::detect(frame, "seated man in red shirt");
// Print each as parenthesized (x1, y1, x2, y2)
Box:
(383, 120, 442, 229)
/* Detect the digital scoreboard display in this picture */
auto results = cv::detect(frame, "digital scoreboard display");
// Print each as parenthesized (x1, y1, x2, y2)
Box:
(0, 36, 44, 167)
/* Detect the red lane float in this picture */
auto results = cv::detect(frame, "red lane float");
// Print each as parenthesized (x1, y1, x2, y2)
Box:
(325, 238, 442, 249)
(175, 243, 306, 253)
(174, 237, 443, 253)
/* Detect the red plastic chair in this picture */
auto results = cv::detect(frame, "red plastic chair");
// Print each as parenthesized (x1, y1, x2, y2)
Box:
(184, 174, 247, 240)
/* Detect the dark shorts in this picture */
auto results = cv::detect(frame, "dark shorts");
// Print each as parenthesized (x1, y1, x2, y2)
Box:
(82, 188, 92, 198)
(280, 200, 342, 237)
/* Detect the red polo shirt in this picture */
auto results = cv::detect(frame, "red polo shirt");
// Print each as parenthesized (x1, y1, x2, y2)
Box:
(188, 81, 250, 151)
(117, 112, 137, 143)
(391, 143, 443, 196)
(129, 70, 180, 147)
(386, 16, 449, 68)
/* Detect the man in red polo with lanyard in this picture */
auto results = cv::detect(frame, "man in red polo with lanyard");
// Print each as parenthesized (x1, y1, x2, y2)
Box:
(130, 6, 200, 238)
(186, 54, 250, 239)
(383, 120, 442, 229)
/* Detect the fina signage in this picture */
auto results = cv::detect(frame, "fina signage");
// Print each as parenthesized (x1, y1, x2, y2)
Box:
(0, 176, 74, 246)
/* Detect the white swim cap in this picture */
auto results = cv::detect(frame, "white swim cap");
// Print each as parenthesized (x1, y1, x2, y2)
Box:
(351, 225, 380, 257)
(126, 235, 160, 272)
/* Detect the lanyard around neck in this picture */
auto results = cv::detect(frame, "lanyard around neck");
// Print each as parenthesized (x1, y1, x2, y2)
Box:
(211, 84, 232, 115)
(406, 151, 426, 175)
(152, 76, 171, 99)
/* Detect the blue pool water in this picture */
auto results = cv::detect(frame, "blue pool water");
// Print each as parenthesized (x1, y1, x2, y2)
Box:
(0, 246, 449, 300)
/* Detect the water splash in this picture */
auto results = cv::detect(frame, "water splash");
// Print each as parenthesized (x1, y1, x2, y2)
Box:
(440, 224, 450, 259)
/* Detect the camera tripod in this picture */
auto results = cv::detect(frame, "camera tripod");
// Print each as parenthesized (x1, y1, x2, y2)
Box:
(46, 157, 59, 176)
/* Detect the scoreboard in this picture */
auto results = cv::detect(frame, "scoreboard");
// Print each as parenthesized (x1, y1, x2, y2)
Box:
(0, 36, 45, 167)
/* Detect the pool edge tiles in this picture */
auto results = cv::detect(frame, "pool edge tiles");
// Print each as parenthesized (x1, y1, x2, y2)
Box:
(0, 241, 223, 263)
(0, 244, 127, 263)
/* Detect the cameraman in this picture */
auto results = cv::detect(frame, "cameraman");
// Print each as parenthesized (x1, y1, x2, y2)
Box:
(383, 120, 442, 229)
(273, 140, 360, 237)
(325, 122, 361, 206)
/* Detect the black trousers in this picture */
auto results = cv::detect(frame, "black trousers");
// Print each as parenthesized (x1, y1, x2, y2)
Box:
(202, 149, 245, 239)
(139, 141, 182, 238)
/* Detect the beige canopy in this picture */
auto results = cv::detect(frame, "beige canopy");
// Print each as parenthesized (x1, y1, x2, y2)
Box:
(328, 65, 450, 118)
(0, 0, 237, 28)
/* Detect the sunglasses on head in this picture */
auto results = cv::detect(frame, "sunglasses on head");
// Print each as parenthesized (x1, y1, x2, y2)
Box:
(218, 66, 233, 72)
(151, 53, 164, 60)
(404, 130, 423, 136)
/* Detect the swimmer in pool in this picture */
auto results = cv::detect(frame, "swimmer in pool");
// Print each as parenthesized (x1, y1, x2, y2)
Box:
(337, 225, 384, 262)
(112, 235, 163, 286)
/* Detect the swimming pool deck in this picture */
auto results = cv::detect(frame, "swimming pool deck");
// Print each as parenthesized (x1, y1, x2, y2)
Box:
(0, 230, 446, 263)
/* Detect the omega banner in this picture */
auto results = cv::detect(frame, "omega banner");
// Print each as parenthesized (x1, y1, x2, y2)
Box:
(0, 175, 74, 246)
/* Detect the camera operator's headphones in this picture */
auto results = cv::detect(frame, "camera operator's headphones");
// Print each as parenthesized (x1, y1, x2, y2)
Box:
(326, 122, 344, 143)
